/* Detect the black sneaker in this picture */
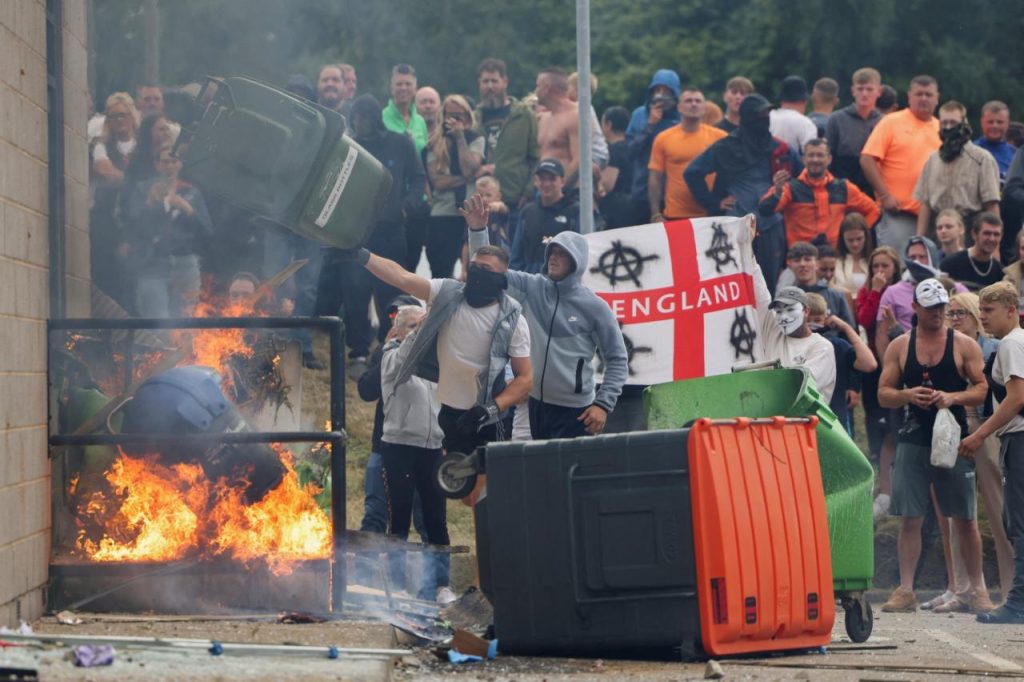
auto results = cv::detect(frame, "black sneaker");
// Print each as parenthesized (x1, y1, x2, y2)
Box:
(976, 605, 1024, 624)
(302, 351, 326, 370)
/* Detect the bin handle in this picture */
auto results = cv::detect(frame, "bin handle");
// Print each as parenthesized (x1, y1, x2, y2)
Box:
(731, 360, 781, 373)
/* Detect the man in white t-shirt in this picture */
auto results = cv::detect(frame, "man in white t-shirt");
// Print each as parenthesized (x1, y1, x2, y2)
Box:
(769, 76, 818, 156)
(961, 281, 1024, 623)
(758, 284, 837, 402)
(355, 243, 533, 457)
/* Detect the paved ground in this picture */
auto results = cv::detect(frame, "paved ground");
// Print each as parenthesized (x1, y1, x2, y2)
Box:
(397, 596, 1024, 681)
(3, 597, 1023, 681)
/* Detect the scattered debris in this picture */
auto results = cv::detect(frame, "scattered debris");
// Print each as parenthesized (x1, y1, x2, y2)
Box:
(704, 659, 725, 679)
(451, 630, 492, 658)
(277, 612, 326, 624)
(440, 586, 494, 632)
(56, 611, 83, 626)
(72, 644, 115, 667)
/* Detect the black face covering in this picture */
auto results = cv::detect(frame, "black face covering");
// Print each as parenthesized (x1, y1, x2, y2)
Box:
(464, 263, 508, 307)
(939, 121, 972, 162)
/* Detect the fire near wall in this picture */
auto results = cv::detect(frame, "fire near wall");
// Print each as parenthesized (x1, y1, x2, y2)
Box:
(0, 0, 90, 626)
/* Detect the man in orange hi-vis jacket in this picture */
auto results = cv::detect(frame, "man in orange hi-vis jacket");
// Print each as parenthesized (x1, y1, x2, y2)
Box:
(759, 138, 880, 248)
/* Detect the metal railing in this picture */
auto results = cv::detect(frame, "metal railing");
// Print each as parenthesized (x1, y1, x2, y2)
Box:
(47, 316, 347, 611)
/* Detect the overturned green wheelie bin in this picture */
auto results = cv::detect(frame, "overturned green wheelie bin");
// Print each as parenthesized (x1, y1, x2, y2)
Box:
(645, 364, 875, 642)
(176, 76, 392, 248)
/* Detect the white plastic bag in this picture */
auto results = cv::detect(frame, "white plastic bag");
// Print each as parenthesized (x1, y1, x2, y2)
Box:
(931, 408, 960, 469)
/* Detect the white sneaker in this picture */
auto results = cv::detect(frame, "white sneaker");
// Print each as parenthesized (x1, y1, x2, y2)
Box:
(436, 587, 457, 605)
(873, 493, 891, 520)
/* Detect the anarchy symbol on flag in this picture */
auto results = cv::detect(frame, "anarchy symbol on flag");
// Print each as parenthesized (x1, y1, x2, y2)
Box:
(582, 215, 761, 385)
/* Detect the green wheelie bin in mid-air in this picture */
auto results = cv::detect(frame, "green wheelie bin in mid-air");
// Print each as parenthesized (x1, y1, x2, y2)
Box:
(644, 364, 875, 642)
(176, 76, 392, 249)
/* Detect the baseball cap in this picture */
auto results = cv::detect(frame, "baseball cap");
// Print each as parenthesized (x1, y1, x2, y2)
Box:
(534, 158, 564, 177)
(914, 278, 949, 308)
(770, 286, 808, 310)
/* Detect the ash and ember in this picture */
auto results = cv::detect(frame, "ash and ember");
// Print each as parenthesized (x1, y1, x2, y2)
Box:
(61, 282, 330, 575)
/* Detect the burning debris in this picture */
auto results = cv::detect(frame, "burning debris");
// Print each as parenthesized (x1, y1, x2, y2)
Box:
(70, 366, 331, 575)
(74, 447, 330, 574)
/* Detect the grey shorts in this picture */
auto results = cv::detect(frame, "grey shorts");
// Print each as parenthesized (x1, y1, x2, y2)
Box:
(891, 441, 977, 520)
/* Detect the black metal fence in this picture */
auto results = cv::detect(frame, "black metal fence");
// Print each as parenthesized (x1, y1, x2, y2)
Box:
(47, 316, 347, 611)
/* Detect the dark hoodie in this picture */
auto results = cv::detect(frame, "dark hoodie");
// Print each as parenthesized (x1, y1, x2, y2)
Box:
(349, 95, 426, 231)
(625, 69, 681, 204)
(684, 94, 803, 218)
(469, 229, 628, 412)
(510, 193, 580, 272)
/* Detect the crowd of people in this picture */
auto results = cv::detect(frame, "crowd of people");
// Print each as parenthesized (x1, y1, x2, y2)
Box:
(86, 60, 1024, 623)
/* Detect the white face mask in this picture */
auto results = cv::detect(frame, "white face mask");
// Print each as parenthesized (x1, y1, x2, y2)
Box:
(773, 302, 805, 335)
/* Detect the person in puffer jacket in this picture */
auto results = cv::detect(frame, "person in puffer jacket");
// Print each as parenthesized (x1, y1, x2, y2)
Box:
(463, 194, 628, 438)
(380, 305, 449, 601)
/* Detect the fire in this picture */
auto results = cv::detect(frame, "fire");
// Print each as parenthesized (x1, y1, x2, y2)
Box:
(77, 456, 208, 562)
(185, 298, 260, 388)
(209, 447, 332, 575)
(76, 448, 331, 572)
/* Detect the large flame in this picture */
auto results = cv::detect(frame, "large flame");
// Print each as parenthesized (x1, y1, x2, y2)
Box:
(77, 456, 208, 562)
(208, 447, 332, 575)
(184, 298, 259, 389)
(76, 449, 331, 573)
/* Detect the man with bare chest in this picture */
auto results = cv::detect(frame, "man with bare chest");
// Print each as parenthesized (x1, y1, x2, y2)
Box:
(535, 67, 580, 186)
(877, 278, 993, 614)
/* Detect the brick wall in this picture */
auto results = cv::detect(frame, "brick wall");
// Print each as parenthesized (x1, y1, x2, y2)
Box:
(0, 0, 89, 626)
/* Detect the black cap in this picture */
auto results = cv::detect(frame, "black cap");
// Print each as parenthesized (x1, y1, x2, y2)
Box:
(739, 93, 773, 119)
(534, 158, 565, 177)
(779, 75, 809, 103)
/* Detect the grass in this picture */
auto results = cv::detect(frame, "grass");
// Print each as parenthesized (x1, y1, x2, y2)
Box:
(301, 332, 478, 592)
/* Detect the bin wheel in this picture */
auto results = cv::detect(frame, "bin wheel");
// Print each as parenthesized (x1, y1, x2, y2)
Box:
(435, 452, 477, 499)
(844, 598, 873, 643)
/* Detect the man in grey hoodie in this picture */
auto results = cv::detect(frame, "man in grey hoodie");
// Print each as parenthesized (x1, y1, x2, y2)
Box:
(462, 194, 629, 438)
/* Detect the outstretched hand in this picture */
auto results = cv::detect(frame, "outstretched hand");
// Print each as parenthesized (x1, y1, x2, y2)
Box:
(459, 194, 490, 231)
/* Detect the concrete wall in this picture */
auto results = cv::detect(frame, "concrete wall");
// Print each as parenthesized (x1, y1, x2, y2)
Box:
(0, 0, 89, 627)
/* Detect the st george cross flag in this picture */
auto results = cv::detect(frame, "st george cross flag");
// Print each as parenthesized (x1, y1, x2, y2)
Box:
(582, 215, 761, 385)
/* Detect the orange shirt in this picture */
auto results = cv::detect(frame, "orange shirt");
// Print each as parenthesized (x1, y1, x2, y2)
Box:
(860, 109, 939, 215)
(649, 123, 727, 218)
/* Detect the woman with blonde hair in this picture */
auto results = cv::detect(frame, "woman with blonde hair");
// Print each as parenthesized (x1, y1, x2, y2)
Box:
(922, 292, 1015, 612)
(424, 94, 484, 278)
(90, 92, 139, 307)
(935, 208, 966, 263)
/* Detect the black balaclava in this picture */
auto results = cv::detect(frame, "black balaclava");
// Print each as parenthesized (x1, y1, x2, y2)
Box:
(939, 120, 973, 162)
(463, 263, 508, 307)
(738, 94, 774, 150)
(718, 93, 776, 175)
(349, 94, 384, 142)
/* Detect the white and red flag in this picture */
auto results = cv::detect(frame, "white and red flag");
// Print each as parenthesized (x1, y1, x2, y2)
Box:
(582, 215, 761, 385)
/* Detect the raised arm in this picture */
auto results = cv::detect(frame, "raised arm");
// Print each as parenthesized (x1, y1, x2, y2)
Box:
(360, 249, 431, 301)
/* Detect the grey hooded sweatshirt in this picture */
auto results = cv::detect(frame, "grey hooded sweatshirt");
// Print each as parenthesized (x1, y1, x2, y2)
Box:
(468, 228, 628, 411)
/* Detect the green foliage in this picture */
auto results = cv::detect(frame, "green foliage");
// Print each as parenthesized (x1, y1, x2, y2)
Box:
(93, 0, 1024, 123)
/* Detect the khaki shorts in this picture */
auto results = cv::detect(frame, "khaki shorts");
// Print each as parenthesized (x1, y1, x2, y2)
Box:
(891, 441, 977, 520)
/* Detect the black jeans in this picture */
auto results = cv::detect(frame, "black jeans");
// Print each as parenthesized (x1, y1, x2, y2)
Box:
(316, 223, 406, 357)
(528, 397, 589, 440)
(380, 442, 449, 600)
(1000, 432, 1024, 612)
(426, 215, 466, 279)
(404, 215, 430, 272)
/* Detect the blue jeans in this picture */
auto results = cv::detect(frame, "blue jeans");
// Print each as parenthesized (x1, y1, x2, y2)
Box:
(135, 254, 201, 318)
